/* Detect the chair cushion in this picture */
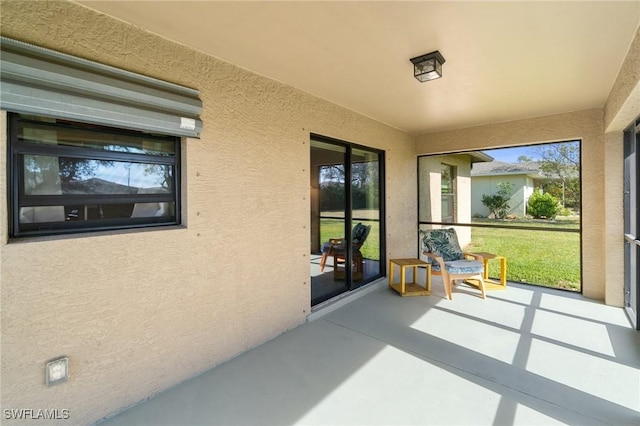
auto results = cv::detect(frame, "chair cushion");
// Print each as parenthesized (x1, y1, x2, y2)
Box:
(321, 241, 344, 253)
(352, 223, 369, 245)
(420, 228, 463, 261)
(322, 223, 369, 254)
(444, 260, 484, 275)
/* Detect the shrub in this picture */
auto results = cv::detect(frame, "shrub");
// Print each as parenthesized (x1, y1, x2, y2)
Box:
(527, 189, 560, 219)
(560, 207, 572, 217)
(481, 182, 513, 219)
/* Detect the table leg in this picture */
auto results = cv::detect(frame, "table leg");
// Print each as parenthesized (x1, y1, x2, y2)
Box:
(389, 261, 394, 289)
(426, 265, 431, 292)
(400, 266, 406, 294)
(500, 257, 507, 287)
(483, 259, 490, 280)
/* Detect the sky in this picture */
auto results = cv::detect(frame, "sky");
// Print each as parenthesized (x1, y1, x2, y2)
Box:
(483, 145, 541, 163)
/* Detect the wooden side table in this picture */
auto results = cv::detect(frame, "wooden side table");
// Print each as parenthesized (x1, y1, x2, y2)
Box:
(389, 258, 431, 296)
(469, 252, 507, 290)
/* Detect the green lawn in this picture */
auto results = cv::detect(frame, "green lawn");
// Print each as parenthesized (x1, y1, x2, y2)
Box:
(466, 220, 581, 291)
(319, 216, 581, 291)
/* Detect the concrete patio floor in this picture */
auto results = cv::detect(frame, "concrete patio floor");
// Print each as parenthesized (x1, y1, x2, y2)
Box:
(99, 280, 640, 425)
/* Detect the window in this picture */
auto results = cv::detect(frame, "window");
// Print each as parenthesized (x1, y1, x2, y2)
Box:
(8, 113, 180, 237)
(441, 163, 455, 223)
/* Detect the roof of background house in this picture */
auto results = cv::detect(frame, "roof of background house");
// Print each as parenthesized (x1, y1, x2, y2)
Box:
(62, 178, 150, 194)
(471, 161, 545, 178)
(469, 151, 494, 163)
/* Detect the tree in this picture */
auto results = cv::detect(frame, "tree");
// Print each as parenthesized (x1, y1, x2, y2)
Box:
(319, 163, 377, 189)
(517, 155, 533, 162)
(320, 164, 345, 184)
(481, 181, 513, 219)
(319, 162, 379, 210)
(536, 142, 580, 209)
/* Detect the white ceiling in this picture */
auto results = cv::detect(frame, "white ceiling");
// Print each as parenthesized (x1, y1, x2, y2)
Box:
(79, 1, 640, 135)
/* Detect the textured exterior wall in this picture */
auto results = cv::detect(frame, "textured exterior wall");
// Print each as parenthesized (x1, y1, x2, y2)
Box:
(603, 23, 640, 306)
(604, 132, 625, 306)
(471, 175, 529, 218)
(0, 1, 415, 424)
(417, 154, 472, 246)
(605, 25, 640, 133)
(417, 157, 440, 222)
(416, 109, 606, 301)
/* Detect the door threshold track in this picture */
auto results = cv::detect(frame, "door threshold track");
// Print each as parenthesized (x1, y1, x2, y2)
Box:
(307, 278, 387, 322)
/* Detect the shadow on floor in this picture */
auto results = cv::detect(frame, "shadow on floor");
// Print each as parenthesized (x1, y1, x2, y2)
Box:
(99, 281, 640, 425)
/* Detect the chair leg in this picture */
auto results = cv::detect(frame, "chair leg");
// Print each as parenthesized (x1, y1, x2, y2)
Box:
(320, 253, 328, 272)
(477, 275, 486, 299)
(442, 271, 453, 300)
(333, 254, 346, 281)
(354, 252, 363, 281)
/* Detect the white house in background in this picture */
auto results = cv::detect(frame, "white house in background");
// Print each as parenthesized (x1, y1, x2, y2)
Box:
(471, 161, 546, 218)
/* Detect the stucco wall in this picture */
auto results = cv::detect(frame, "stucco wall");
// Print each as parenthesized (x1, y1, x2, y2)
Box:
(417, 154, 472, 246)
(603, 131, 625, 307)
(605, 25, 640, 133)
(471, 175, 529, 218)
(603, 25, 640, 306)
(415, 108, 606, 301)
(0, 1, 416, 424)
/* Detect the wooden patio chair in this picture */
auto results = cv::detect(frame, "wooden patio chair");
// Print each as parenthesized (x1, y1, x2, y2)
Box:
(419, 228, 486, 300)
(320, 223, 371, 280)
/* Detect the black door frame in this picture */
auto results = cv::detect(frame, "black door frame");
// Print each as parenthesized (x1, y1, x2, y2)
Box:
(310, 133, 386, 305)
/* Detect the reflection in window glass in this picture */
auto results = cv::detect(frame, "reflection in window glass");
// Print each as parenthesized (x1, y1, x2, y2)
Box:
(20, 202, 172, 223)
(23, 156, 172, 195)
(11, 113, 179, 236)
(18, 118, 176, 155)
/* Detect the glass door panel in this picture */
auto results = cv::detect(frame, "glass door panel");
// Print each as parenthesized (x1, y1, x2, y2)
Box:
(310, 137, 384, 306)
(310, 140, 349, 305)
(350, 147, 382, 289)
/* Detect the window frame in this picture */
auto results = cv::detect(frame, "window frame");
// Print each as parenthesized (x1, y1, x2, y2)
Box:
(8, 113, 181, 238)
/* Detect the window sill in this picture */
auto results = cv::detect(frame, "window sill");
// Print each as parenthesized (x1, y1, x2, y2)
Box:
(7, 224, 187, 244)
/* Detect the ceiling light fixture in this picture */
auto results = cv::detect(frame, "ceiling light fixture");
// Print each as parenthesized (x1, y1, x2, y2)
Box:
(410, 51, 445, 82)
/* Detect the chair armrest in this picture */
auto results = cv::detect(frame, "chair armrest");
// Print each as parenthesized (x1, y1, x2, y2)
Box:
(463, 252, 484, 261)
(423, 251, 446, 269)
(329, 238, 344, 245)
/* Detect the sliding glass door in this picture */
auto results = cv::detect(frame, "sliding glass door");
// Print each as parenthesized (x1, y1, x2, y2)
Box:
(310, 135, 384, 306)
